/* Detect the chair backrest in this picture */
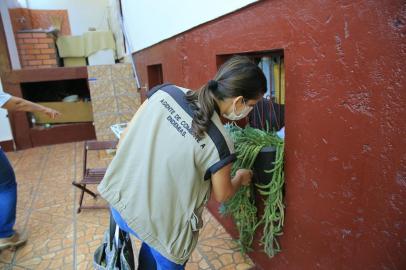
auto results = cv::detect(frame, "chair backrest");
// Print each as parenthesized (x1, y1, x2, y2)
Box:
(83, 140, 118, 177)
(86, 140, 118, 151)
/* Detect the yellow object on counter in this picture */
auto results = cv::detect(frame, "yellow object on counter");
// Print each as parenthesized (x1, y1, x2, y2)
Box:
(56, 35, 85, 58)
(63, 57, 86, 67)
(83, 31, 116, 58)
(32, 101, 93, 124)
(57, 31, 116, 59)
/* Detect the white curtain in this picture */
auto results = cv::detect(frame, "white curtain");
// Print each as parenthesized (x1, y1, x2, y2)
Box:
(107, 0, 125, 60)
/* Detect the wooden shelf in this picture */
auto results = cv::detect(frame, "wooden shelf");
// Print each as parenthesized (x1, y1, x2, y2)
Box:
(29, 122, 96, 147)
(5, 66, 88, 83)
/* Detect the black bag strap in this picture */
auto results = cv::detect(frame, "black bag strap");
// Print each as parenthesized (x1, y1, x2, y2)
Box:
(109, 210, 133, 248)
(109, 210, 117, 250)
(108, 210, 135, 269)
(116, 224, 135, 269)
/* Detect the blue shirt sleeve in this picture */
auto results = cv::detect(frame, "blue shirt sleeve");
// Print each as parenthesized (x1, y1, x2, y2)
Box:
(0, 93, 11, 108)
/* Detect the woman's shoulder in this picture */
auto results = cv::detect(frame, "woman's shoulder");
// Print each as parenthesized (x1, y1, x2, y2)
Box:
(148, 84, 192, 99)
(175, 86, 192, 94)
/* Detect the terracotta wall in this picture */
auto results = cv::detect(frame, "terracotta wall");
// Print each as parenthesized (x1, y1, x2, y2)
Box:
(133, 0, 406, 269)
(8, 8, 32, 32)
(8, 8, 71, 36)
(16, 31, 58, 68)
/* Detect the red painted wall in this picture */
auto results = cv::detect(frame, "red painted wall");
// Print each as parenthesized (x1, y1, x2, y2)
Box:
(133, 1, 406, 269)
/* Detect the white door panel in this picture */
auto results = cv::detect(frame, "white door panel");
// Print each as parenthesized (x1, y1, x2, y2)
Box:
(0, 78, 14, 142)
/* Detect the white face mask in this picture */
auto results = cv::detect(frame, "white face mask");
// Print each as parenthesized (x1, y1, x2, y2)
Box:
(223, 99, 253, 121)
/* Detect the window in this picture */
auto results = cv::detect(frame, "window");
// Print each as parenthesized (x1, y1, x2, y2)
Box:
(147, 64, 163, 89)
(257, 55, 285, 105)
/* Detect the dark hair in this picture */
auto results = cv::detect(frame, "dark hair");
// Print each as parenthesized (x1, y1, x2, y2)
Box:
(186, 55, 266, 139)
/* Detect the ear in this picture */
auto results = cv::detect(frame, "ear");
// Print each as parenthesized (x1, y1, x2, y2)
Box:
(233, 96, 244, 106)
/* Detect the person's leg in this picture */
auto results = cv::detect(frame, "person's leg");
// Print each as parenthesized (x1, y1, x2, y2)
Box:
(110, 207, 186, 270)
(0, 149, 26, 249)
(138, 242, 157, 270)
(0, 149, 17, 238)
(110, 207, 157, 270)
(149, 245, 185, 270)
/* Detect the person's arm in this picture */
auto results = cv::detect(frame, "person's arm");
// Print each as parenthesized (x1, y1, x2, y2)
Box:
(211, 164, 253, 203)
(2, 96, 60, 119)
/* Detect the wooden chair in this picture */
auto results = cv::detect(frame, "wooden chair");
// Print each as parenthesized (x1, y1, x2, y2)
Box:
(72, 140, 118, 213)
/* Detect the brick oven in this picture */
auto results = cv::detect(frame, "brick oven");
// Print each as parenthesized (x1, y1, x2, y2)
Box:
(15, 30, 59, 69)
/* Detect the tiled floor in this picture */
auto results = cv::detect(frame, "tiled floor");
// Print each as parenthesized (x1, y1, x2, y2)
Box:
(0, 142, 253, 270)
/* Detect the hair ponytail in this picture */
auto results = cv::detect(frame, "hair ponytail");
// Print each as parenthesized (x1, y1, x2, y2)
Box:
(185, 82, 218, 139)
(186, 55, 267, 139)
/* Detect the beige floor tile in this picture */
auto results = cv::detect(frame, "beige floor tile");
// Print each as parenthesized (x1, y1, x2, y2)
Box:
(14, 170, 42, 183)
(0, 248, 14, 265)
(32, 198, 75, 218)
(75, 221, 106, 245)
(75, 219, 111, 270)
(13, 212, 74, 269)
(16, 182, 36, 213)
(0, 263, 10, 270)
(187, 249, 209, 270)
(13, 153, 47, 174)
(76, 208, 109, 227)
(185, 262, 200, 270)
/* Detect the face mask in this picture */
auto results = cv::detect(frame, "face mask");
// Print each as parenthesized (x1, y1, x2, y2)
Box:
(223, 99, 253, 121)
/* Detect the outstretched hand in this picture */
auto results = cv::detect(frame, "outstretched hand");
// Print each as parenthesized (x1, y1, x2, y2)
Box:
(42, 107, 61, 119)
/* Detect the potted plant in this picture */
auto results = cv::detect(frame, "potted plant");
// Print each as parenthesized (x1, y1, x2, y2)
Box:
(220, 122, 285, 258)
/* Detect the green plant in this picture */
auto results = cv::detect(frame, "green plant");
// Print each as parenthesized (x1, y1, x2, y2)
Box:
(220, 124, 261, 253)
(220, 124, 285, 257)
(256, 131, 284, 257)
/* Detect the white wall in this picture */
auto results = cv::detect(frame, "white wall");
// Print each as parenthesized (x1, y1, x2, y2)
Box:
(121, 0, 258, 52)
(6, 0, 27, 9)
(107, 0, 125, 59)
(25, 0, 110, 35)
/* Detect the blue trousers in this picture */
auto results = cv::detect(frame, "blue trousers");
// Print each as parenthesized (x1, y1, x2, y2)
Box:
(0, 148, 17, 238)
(111, 208, 185, 270)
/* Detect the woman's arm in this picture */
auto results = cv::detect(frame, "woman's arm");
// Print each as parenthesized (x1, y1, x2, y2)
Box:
(211, 164, 253, 203)
(2, 96, 60, 119)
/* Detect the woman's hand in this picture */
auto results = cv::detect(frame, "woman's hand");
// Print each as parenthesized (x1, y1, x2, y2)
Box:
(42, 107, 61, 119)
(211, 165, 253, 203)
(235, 169, 253, 186)
(3, 96, 62, 119)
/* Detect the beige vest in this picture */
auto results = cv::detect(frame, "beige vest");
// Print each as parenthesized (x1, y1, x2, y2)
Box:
(98, 84, 235, 264)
